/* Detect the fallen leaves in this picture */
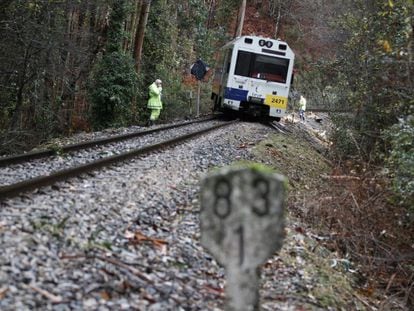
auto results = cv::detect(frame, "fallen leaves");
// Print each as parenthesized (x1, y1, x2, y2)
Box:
(100, 290, 111, 300)
(0, 221, 7, 233)
(125, 230, 168, 252)
(202, 284, 225, 297)
(0, 287, 9, 300)
(320, 174, 361, 181)
(23, 284, 63, 303)
(238, 141, 255, 149)
(265, 146, 284, 158)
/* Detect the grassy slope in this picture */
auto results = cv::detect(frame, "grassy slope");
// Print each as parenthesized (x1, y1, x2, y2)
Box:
(248, 118, 369, 309)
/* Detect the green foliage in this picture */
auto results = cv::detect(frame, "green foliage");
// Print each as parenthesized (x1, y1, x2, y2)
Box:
(384, 115, 414, 210)
(136, 0, 235, 123)
(293, 1, 413, 218)
(294, 62, 342, 111)
(329, 116, 361, 160)
(88, 51, 137, 129)
(137, 0, 185, 121)
(305, 0, 413, 161)
(215, 0, 241, 32)
(1, 0, 239, 151)
(1, 0, 119, 152)
(299, 0, 414, 218)
(88, 0, 137, 129)
(107, 0, 128, 53)
(183, 0, 230, 63)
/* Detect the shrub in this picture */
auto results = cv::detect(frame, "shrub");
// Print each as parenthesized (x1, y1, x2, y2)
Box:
(88, 51, 138, 129)
(384, 115, 414, 211)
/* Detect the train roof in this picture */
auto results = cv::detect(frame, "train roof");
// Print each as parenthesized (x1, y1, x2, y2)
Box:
(222, 35, 294, 58)
(224, 35, 288, 45)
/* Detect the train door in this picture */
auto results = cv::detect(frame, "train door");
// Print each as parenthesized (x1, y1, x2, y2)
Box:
(218, 48, 233, 109)
(212, 48, 232, 110)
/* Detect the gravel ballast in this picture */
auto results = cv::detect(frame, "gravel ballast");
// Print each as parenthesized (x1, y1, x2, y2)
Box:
(0, 120, 227, 187)
(0, 121, 344, 310)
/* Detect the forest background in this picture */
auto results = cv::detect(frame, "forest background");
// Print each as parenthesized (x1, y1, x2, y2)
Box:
(0, 0, 413, 307)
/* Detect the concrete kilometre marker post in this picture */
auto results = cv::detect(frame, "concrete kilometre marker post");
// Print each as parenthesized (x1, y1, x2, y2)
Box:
(200, 167, 286, 311)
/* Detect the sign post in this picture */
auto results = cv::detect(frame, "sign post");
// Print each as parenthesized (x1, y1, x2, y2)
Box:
(200, 167, 286, 311)
(197, 80, 201, 117)
(190, 58, 209, 118)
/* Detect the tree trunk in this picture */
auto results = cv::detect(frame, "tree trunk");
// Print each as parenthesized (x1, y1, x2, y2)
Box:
(0, 0, 14, 12)
(407, 6, 413, 90)
(235, 0, 246, 38)
(274, 1, 282, 38)
(123, 0, 142, 53)
(9, 44, 33, 130)
(206, 0, 217, 29)
(133, 0, 151, 74)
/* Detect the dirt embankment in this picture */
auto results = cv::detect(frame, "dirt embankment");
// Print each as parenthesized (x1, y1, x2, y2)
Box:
(252, 115, 363, 309)
(252, 113, 412, 309)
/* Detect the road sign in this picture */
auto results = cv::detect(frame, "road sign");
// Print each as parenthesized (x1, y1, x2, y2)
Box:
(200, 167, 286, 311)
(190, 59, 209, 117)
(190, 59, 209, 81)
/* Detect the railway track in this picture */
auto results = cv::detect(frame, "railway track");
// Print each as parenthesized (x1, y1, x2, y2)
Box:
(0, 118, 235, 200)
(266, 121, 291, 134)
(0, 116, 217, 167)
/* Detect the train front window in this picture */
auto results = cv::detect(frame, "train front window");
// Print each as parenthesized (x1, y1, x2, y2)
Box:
(251, 55, 289, 83)
(234, 51, 252, 77)
(234, 51, 290, 83)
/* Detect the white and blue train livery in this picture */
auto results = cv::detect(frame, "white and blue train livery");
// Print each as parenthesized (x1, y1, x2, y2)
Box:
(211, 36, 295, 120)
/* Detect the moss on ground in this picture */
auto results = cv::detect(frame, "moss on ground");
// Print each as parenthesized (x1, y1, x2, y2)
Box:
(252, 126, 365, 310)
(252, 133, 331, 190)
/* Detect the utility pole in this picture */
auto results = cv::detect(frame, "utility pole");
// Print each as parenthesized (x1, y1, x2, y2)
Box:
(274, 1, 282, 38)
(235, 0, 246, 37)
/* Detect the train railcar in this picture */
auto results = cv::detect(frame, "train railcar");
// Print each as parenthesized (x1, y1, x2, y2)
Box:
(211, 36, 295, 121)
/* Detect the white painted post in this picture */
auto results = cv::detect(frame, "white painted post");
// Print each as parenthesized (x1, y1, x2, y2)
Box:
(200, 167, 286, 311)
(196, 81, 201, 117)
(188, 90, 193, 115)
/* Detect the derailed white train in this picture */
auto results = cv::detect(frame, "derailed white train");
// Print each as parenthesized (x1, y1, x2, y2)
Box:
(211, 36, 295, 121)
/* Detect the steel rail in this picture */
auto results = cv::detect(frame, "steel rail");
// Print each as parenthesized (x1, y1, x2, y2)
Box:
(0, 121, 234, 200)
(307, 109, 351, 113)
(0, 116, 217, 167)
(266, 121, 290, 134)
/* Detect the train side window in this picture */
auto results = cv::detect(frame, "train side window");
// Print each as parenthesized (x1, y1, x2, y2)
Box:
(225, 49, 233, 74)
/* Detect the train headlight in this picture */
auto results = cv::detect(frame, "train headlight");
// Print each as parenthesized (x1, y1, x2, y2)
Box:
(259, 40, 274, 48)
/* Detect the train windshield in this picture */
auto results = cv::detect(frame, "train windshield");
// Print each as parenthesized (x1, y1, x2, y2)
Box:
(234, 50, 290, 83)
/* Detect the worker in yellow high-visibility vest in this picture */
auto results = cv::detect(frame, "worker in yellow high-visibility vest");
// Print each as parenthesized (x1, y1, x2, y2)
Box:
(299, 95, 307, 122)
(147, 79, 163, 126)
